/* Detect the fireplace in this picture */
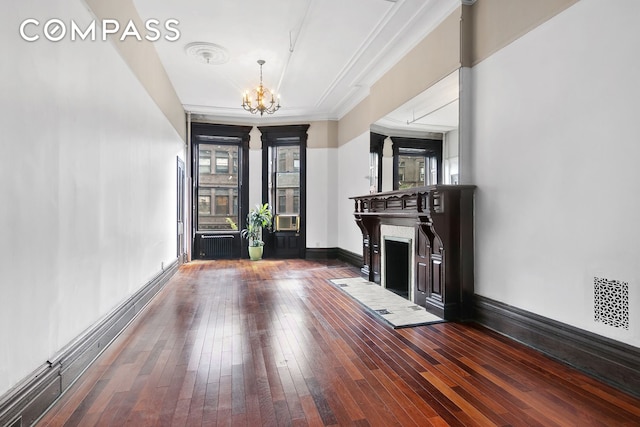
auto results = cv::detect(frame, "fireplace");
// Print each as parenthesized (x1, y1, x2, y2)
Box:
(384, 237, 411, 299)
(351, 185, 476, 320)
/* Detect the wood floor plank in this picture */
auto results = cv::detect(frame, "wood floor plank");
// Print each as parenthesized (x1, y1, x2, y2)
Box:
(37, 259, 640, 426)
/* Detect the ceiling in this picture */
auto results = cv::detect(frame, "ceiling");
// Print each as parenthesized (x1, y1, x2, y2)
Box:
(132, 0, 460, 127)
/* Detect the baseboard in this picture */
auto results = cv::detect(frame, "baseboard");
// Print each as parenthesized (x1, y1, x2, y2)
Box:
(0, 259, 180, 427)
(336, 248, 363, 269)
(305, 247, 363, 270)
(474, 295, 640, 398)
(305, 247, 339, 260)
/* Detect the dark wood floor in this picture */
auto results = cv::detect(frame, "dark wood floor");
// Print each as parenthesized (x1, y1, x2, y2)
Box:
(38, 259, 640, 426)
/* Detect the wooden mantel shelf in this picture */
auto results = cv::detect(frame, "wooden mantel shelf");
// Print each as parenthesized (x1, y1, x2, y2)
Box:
(350, 185, 476, 321)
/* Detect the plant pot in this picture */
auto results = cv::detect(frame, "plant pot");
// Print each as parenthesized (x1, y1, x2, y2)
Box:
(248, 245, 263, 261)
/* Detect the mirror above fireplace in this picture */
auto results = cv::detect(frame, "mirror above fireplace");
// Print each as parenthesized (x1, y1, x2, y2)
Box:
(370, 70, 460, 190)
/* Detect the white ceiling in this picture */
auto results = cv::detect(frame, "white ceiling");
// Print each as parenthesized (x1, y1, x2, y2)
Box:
(132, 0, 460, 126)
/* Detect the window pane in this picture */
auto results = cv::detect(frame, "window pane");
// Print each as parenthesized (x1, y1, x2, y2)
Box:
(215, 151, 229, 173)
(275, 146, 300, 214)
(198, 194, 211, 214)
(393, 140, 442, 190)
(215, 195, 229, 214)
(293, 189, 300, 213)
(369, 152, 379, 192)
(398, 155, 427, 190)
(198, 144, 239, 230)
(278, 189, 286, 213)
(199, 150, 211, 175)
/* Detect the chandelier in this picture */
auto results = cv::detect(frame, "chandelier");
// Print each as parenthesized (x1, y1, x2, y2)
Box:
(242, 59, 281, 116)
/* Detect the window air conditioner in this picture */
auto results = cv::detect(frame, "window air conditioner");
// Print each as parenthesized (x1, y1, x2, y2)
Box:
(275, 215, 299, 231)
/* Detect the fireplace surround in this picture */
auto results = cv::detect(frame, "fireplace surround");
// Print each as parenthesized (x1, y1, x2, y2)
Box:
(351, 185, 475, 320)
(383, 235, 411, 299)
(380, 225, 414, 301)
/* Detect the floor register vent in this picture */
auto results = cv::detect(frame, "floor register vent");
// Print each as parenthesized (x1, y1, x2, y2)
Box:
(594, 277, 629, 330)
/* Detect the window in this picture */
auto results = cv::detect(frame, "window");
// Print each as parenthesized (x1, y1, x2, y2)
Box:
(259, 125, 309, 258)
(293, 152, 300, 172)
(197, 145, 238, 230)
(278, 189, 287, 213)
(215, 151, 229, 173)
(199, 150, 211, 175)
(369, 152, 379, 192)
(198, 194, 211, 215)
(197, 145, 239, 230)
(391, 137, 443, 190)
(193, 125, 251, 235)
(369, 133, 385, 193)
(272, 145, 300, 214)
(293, 189, 300, 213)
(215, 193, 229, 215)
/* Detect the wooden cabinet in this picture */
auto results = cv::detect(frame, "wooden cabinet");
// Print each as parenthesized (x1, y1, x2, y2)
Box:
(351, 185, 475, 321)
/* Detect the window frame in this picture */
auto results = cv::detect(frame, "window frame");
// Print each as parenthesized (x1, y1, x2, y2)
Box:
(191, 123, 251, 259)
(259, 124, 309, 259)
(370, 132, 385, 193)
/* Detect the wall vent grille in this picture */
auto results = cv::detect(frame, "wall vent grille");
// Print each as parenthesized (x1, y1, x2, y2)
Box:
(594, 277, 629, 330)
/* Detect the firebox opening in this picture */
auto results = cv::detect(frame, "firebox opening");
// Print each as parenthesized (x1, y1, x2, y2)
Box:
(384, 238, 410, 300)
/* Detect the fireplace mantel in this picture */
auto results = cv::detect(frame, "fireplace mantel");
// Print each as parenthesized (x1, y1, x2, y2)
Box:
(350, 185, 475, 321)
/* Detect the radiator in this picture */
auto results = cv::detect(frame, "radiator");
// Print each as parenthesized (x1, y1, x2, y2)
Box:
(199, 234, 234, 259)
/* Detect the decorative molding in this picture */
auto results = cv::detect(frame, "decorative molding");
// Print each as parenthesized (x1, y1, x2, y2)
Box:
(474, 295, 640, 398)
(0, 260, 180, 427)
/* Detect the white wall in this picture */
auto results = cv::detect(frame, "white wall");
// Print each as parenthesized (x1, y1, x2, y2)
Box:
(0, 0, 184, 394)
(337, 132, 371, 254)
(307, 148, 339, 248)
(471, 0, 640, 346)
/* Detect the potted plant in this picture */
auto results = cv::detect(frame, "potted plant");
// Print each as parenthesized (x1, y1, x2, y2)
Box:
(240, 203, 273, 260)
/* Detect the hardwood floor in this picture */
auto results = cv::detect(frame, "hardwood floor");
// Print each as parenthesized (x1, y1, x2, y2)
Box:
(38, 259, 640, 426)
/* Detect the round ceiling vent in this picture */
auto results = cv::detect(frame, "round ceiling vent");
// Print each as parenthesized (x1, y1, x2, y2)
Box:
(185, 42, 229, 65)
